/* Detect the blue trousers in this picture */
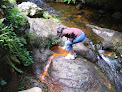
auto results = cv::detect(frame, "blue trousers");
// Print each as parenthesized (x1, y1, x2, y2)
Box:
(65, 32, 85, 51)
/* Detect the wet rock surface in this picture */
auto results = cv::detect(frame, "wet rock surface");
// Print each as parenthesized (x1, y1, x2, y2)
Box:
(49, 56, 116, 92)
(86, 24, 122, 55)
(25, 17, 118, 92)
(32, 48, 52, 78)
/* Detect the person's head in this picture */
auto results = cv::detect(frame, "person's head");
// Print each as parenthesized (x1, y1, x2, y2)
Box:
(57, 27, 65, 38)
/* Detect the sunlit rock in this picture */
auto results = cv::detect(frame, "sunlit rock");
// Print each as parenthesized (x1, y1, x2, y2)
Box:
(19, 87, 42, 92)
(49, 56, 116, 92)
(18, 2, 43, 18)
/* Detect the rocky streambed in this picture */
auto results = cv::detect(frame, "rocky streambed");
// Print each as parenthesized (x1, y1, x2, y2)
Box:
(17, 1, 122, 92)
(24, 16, 121, 92)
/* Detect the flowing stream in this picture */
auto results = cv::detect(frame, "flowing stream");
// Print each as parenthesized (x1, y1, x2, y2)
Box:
(97, 50, 122, 92)
(29, 0, 122, 91)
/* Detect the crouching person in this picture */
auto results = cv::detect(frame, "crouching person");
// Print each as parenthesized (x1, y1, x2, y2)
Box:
(57, 27, 85, 60)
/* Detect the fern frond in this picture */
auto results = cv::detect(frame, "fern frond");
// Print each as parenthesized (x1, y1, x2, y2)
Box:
(11, 56, 20, 64)
(9, 61, 23, 73)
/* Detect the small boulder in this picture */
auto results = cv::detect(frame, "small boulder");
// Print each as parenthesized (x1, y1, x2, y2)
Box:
(48, 56, 116, 92)
(18, 2, 43, 18)
(18, 87, 42, 92)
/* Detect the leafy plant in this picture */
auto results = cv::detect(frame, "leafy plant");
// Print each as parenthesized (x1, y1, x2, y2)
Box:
(0, 78, 7, 85)
(0, 1, 33, 73)
(30, 34, 61, 49)
(43, 12, 52, 19)
(18, 74, 26, 91)
(0, 78, 7, 91)
(0, 18, 5, 25)
(44, 35, 61, 49)
(0, 24, 33, 72)
(43, 12, 60, 23)
(64, 0, 76, 4)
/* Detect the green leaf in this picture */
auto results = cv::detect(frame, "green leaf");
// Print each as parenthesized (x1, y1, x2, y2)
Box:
(72, 0, 76, 4)
(0, 18, 5, 25)
(64, 0, 76, 4)
(0, 40, 4, 42)
(0, 79, 7, 85)
(9, 61, 23, 73)
(0, 32, 8, 37)
(1, 5, 6, 8)
(11, 56, 20, 64)
(68, 0, 71, 4)
(64, 0, 68, 2)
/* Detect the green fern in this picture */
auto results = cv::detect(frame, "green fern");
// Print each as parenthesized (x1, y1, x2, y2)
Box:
(0, 18, 5, 25)
(11, 56, 20, 64)
(0, 4, 33, 73)
(9, 61, 23, 73)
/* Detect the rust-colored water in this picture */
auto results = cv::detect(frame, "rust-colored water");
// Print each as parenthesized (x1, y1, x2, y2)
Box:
(103, 51, 114, 57)
(39, 46, 68, 92)
(50, 46, 68, 56)
(51, 47, 64, 54)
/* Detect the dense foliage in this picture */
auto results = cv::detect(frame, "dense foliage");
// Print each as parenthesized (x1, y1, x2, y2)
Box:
(0, 0, 33, 74)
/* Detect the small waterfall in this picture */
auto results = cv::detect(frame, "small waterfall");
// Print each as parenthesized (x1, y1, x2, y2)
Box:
(88, 42, 122, 92)
(97, 50, 122, 92)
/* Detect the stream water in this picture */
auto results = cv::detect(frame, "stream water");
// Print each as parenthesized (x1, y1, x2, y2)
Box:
(29, 0, 122, 91)
(97, 50, 122, 92)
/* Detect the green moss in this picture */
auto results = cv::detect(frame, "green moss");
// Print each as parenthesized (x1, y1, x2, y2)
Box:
(30, 34, 61, 49)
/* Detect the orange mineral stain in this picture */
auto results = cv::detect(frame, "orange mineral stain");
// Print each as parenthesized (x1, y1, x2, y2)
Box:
(39, 46, 68, 91)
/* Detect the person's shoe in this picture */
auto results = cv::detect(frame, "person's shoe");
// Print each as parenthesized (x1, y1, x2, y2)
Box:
(65, 54, 75, 60)
(62, 46, 66, 50)
(70, 55, 75, 60)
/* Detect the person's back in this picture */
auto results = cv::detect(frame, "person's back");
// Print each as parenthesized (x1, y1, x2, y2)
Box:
(63, 28, 83, 38)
